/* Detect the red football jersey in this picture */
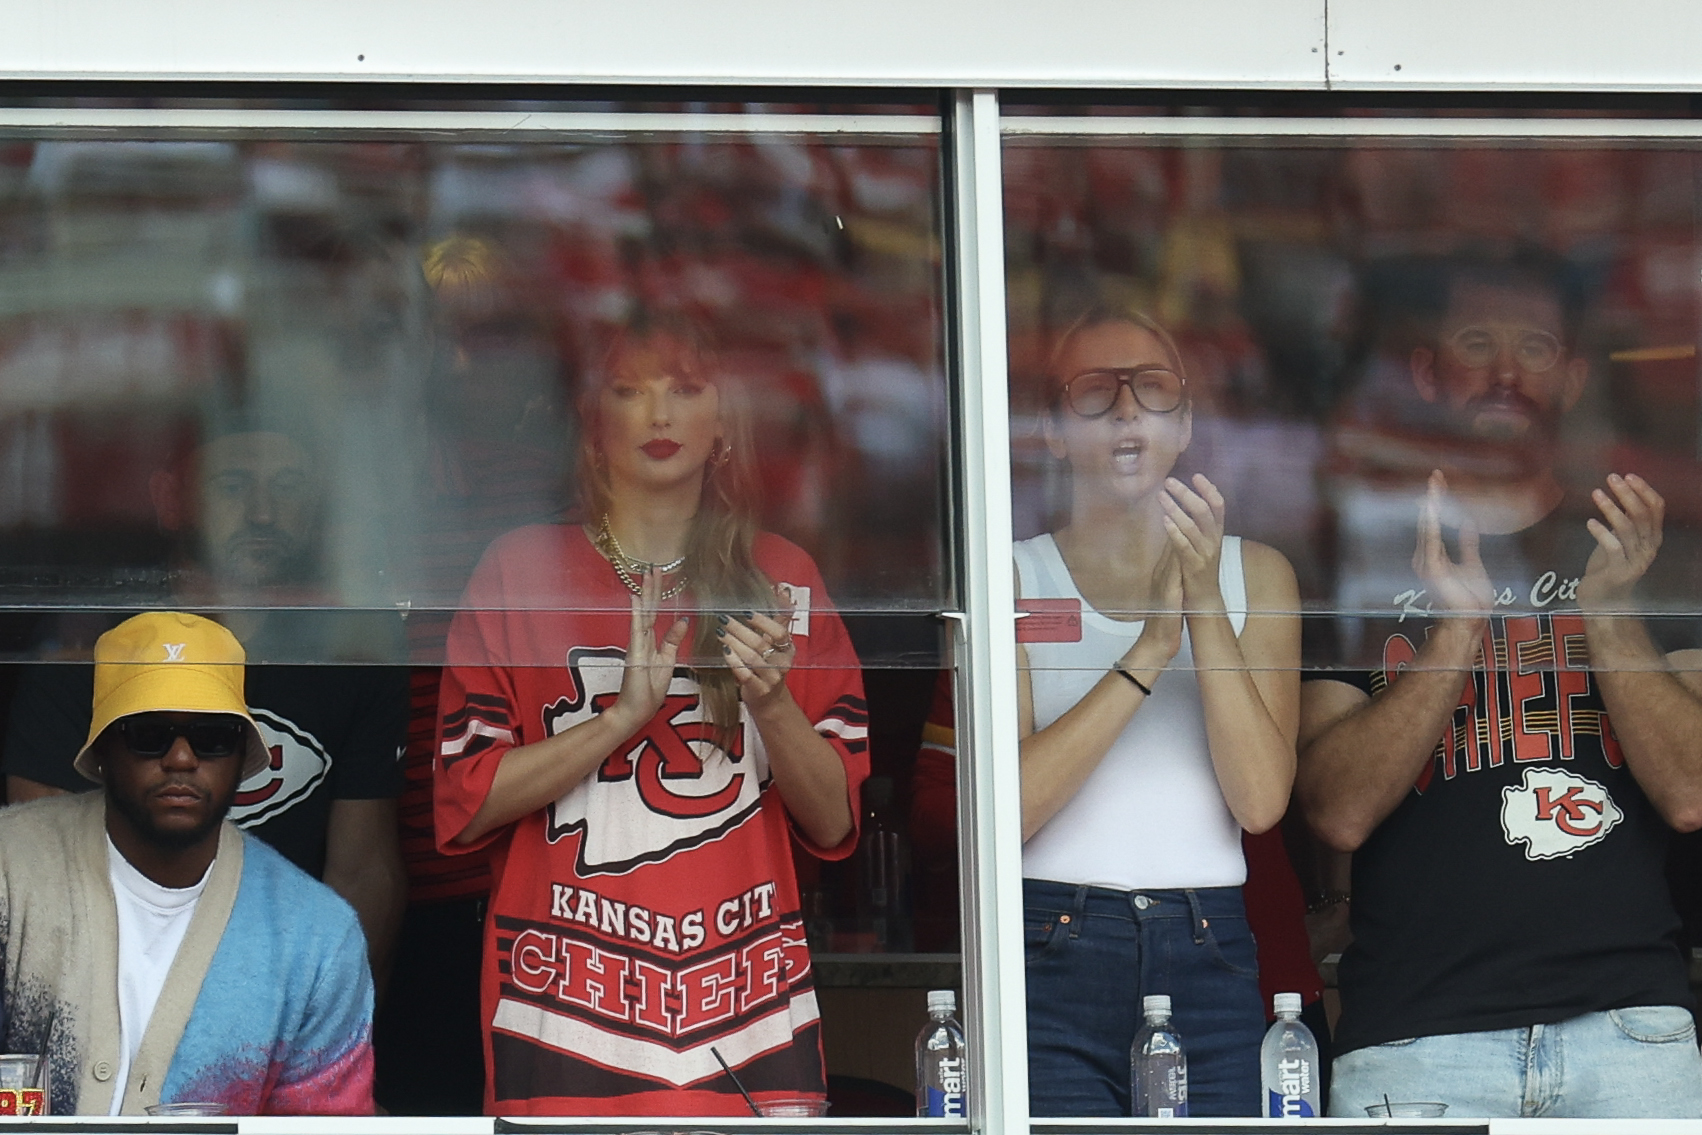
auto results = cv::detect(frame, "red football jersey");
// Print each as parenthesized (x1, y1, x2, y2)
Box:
(435, 524, 868, 1116)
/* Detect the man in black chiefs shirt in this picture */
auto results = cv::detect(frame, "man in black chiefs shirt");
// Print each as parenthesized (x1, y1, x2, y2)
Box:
(1299, 254, 1702, 1118)
(3, 423, 408, 987)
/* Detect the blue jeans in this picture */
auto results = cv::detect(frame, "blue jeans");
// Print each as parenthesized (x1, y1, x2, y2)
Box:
(1331, 1006, 1702, 1118)
(1023, 879, 1264, 1117)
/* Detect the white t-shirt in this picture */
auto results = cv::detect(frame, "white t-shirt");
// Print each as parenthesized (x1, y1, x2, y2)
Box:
(105, 837, 211, 1114)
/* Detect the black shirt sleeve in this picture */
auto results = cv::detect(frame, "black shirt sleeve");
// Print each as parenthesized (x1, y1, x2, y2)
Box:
(2, 664, 99, 793)
(328, 665, 408, 800)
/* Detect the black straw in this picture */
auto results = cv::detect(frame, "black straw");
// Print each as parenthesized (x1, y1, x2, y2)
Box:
(711, 1046, 763, 1117)
(1384, 1093, 1393, 1117)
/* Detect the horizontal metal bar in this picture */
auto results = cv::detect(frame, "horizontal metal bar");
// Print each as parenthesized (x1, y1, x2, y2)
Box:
(0, 108, 940, 138)
(1002, 115, 1702, 141)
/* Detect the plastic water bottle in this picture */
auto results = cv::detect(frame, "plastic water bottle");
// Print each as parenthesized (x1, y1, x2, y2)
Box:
(1130, 993, 1188, 1118)
(915, 989, 968, 1117)
(1261, 992, 1321, 1118)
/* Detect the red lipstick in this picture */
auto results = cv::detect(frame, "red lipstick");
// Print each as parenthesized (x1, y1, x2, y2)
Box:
(641, 439, 683, 459)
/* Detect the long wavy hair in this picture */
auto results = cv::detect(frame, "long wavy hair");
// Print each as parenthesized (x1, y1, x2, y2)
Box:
(576, 313, 771, 746)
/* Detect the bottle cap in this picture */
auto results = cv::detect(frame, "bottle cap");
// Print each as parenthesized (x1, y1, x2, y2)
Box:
(927, 989, 957, 1015)
(1273, 992, 1303, 1015)
(1142, 994, 1172, 1016)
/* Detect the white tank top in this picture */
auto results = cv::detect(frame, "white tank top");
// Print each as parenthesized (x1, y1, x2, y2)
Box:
(1018, 532, 1249, 891)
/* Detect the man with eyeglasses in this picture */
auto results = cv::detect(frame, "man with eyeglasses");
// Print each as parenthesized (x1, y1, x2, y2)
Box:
(0, 612, 374, 1115)
(1299, 253, 1702, 1117)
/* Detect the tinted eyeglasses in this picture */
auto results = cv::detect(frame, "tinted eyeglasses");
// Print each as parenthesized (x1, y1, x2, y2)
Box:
(1446, 325, 1564, 373)
(1059, 366, 1187, 417)
(116, 715, 247, 760)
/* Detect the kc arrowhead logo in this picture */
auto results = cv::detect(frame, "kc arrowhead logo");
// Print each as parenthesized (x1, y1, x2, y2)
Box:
(1500, 767, 1621, 861)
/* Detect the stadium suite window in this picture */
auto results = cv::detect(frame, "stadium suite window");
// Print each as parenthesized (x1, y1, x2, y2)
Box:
(1004, 103, 1702, 1122)
(0, 101, 964, 1122)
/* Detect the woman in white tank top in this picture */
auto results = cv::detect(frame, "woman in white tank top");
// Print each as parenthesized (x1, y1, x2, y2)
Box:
(1017, 308, 1300, 1118)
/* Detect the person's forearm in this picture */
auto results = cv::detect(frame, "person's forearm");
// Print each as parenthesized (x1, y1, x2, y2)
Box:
(1585, 618, 1702, 831)
(455, 710, 639, 845)
(326, 853, 406, 999)
(748, 690, 853, 848)
(1018, 635, 1169, 840)
(1299, 618, 1482, 851)
(1189, 608, 1296, 833)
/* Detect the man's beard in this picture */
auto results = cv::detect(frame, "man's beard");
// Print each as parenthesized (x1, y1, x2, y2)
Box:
(107, 779, 238, 852)
(200, 524, 316, 590)
(1449, 389, 1564, 477)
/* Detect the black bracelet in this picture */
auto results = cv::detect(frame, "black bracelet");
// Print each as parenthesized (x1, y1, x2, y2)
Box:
(1112, 664, 1153, 697)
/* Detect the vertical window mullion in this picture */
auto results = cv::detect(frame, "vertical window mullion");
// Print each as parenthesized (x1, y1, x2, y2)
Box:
(947, 86, 1030, 1135)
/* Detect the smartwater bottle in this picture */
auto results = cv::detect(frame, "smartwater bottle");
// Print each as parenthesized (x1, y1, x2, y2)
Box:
(1130, 993, 1188, 1118)
(1261, 992, 1321, 1118)
(915, 989, 968, 1117)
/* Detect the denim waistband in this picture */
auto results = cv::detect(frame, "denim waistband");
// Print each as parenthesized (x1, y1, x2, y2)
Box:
(1023, 877, 1246, 923)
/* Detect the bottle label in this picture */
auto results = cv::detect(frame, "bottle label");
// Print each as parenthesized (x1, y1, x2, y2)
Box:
(925, 1085, 967, 1118)
(1266, 1055, 1316, 1118)
(1267, 1090, 1317, 1118)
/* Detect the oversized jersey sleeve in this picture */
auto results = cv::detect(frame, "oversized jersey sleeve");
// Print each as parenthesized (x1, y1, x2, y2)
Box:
(434, 543, 527, 855)
(770, 546, 869, 861)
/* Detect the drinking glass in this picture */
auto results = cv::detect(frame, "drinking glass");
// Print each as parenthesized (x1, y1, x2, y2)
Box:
(1365, 1101, 1449, 1118)
(757, 1096, 829, 1117)
(146, 1101, 229, 1116)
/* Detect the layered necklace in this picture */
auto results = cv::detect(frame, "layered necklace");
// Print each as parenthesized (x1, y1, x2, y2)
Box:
(593, 513, 689, 599)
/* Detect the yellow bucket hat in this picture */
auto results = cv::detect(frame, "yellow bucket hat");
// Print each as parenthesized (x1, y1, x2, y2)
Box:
(73, 611, 270, 785)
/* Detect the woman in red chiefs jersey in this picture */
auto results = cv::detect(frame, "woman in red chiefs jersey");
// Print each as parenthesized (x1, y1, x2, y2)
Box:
(433, 314, 868, 1118)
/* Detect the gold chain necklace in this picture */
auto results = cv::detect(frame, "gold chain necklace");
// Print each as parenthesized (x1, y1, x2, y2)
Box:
(594, 514, 689, 600)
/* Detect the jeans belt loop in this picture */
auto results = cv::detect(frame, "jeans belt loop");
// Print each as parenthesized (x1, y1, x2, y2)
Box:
(1186, 889, 1206, 945)
(1069, 884, 1089, 939)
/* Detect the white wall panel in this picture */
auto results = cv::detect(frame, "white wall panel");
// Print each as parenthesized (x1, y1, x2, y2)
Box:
(0, 0, 1326, 88)
(1329, 0, 1702, 90)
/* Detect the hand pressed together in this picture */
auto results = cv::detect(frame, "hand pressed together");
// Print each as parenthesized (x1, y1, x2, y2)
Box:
(716, 589, 799, 712)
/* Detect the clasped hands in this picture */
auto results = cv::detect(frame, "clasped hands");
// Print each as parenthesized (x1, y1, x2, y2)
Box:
(609, 567, 798, 734)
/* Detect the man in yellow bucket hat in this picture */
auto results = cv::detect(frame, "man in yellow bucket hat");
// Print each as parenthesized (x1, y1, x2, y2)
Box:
(0, 612, 374, 1116)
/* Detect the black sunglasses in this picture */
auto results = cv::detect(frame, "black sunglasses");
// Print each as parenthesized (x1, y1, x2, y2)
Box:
(1059, 366, 1187, 417)
(116, 714, 247, 760)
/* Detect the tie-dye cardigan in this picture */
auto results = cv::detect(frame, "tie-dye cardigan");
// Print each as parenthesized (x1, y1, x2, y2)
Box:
(0, 792, 373, 1115)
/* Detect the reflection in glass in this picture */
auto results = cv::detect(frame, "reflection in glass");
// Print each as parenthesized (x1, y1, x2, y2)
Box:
(1005, 131, 1702, 1122)
(0, 129, 951, 666)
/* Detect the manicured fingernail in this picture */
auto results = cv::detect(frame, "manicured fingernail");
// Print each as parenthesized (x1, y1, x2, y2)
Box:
(745, 611, 760, 621)
(716, 614, 729, 624)
(714, 627, 726, 637)
(721, 644, 731, 654)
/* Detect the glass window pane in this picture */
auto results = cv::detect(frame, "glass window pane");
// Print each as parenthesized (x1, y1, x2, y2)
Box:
(1005, 110, 1702, 1122)
(0, 99, 960, 1122)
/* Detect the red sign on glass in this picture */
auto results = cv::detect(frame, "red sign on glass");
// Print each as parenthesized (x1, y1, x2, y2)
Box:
(1017, 598, 1083, 643)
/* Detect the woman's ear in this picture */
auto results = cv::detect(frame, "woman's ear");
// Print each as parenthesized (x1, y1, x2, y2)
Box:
(1179, 405, 1194, 453)
(1042, 409, 1069, 461)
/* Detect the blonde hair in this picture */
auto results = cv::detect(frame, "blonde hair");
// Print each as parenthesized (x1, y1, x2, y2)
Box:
(577, 315, 770, 745)
(1045, 305, 1189, 409)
